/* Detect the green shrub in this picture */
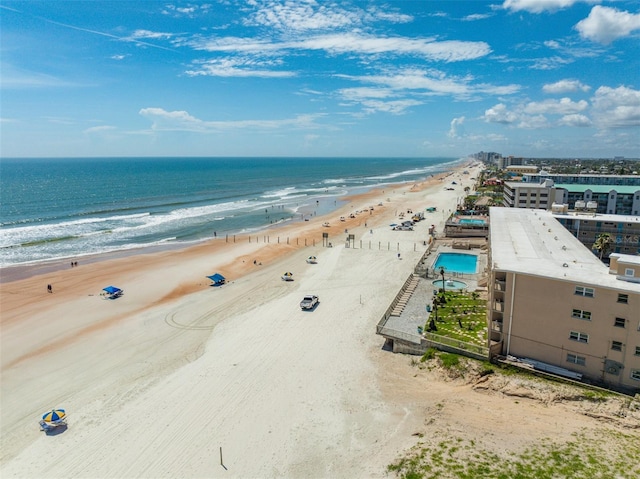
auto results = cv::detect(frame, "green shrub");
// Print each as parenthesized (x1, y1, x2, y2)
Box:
(439, 353, 460, 368)
(421, 348, 437, 362)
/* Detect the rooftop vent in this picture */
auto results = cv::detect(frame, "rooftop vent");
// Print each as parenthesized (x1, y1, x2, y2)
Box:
(562, 263, 568, 267)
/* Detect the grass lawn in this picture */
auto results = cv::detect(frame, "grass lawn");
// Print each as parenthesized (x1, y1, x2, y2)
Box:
(424, 291, 486, 346)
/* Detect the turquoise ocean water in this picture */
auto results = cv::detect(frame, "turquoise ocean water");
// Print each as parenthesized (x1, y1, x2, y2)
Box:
(0, 157, 462, 267)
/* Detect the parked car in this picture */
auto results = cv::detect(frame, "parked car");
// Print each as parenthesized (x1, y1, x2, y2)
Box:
(300, 295, 319, 310)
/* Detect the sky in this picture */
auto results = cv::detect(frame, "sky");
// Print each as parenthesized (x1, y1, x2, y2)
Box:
(1, 0, 639, 159)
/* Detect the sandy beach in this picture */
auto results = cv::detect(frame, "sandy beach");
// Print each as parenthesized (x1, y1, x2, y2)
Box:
(3, 162, 637, 479)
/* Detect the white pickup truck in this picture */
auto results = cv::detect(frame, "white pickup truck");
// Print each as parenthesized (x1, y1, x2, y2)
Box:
(300, 295, 319, 310)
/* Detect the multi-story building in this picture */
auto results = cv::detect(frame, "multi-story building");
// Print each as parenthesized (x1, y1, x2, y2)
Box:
(553, 212, 640, 256)
(503, 180, 640, 216)
(502, 180, 555, 209)
(523, 172, 640, 186)
(488, 207, 640, 392)
(553, 184, 640, 215)
(506, 165, 538, 176)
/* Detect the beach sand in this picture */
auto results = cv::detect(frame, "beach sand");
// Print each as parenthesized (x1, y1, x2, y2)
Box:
(3, 163, 634, 478)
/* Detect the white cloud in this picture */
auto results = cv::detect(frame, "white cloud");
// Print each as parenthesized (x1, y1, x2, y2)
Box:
(462, 14, 492, 22)
(448, 116, 465, 138)
(359, 99, 423, 115)
(139, 107, 323, 131)
(558, 114, 592, 127)
(185, 33, 491, 62)
(530, 55, 574, 70)
(129, 29, 173, 40)
(517, 114, 550, 129)
(185, 58, 295, 77)
(161, 4, 211, 18)
(524, 97, 588, 115)
(543, 79, 591, 93)
(502, 0, 598, 14)
(246, 0, 411, 32)
(483, 103, 519, 124)
(84, 125, 117, 134)
(575, 6, 640, 45)
(591, 85, 640, 128)
(344, 68, 520, 99)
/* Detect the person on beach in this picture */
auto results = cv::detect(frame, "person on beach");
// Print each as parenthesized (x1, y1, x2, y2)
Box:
(47, 284, 52, 293)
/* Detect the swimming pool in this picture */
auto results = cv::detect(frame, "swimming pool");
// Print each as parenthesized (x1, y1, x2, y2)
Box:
(432, 279, 468, 290)
(459, 218, 486, 225)
(433, 252, 478, 274)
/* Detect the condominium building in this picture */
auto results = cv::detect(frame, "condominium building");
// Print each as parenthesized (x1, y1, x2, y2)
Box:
(488, 207, 640, 392)
(523, 173, 640, 186)
(502, 180, 555, 210)
(506, 165, 538, 176)
(503, 180, 640, 216)
(553, 212, 640, 257)
(553, 184, 640, 215)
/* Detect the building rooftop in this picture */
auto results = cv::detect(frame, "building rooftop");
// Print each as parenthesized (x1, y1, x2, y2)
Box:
(553, 211, 640, 223)
(489, 207, 640, 293)
(504, 181, 550, 189)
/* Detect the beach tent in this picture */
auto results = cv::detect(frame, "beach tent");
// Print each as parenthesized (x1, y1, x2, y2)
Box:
(102, 286, 123, 299)
(207, 273, 226, 286)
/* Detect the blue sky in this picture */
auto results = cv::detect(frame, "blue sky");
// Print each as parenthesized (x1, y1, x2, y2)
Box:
(1, 0, 639, 158)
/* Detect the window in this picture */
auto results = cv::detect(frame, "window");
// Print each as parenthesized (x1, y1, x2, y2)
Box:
(569, 331, 589, 343)
(566, 354, 586, 366)
(611, 341, 623, 352)
(635, 346, 640, 356)
(631, 370, 640, 381)
(571, 309, 592, 321)
(614, 317, 626, 328)
(574, 286, 594, 298)
(617, 294, 628, 304)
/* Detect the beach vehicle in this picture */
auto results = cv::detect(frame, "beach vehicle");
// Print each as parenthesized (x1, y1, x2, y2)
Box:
(102, 285, 123, 299)
(322, 222, 330, 227)
(306, 256, 317, 264)
(300, 295, 319, 310)
(340, 216, 346, 222)
(39, 408, 67, 432)
(282, 272, 294, 281)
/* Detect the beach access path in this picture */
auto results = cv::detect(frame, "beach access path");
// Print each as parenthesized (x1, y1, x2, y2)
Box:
(1, 163, 481, 478)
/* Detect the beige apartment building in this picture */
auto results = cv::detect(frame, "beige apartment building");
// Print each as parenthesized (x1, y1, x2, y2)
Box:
(488, 207, 640, 392)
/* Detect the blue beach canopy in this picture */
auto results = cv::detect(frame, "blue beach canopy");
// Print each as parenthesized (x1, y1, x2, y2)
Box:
(207, 273, 226, 285)
(103, 286, 122, 294)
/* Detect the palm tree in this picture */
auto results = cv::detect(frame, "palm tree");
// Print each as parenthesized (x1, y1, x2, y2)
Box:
(440, 266, 446, 295)
(592, 233, 614, 261)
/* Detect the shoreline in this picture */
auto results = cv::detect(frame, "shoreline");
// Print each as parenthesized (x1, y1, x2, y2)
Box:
(0, 167, 463, 284)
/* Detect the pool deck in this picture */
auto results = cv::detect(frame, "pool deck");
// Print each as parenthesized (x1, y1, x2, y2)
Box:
(381, 245, 485, 340)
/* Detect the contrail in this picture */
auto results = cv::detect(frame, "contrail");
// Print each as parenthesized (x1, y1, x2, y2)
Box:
(0, 5, 178, 52)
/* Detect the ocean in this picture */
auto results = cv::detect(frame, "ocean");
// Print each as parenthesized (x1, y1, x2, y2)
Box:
(0, 157, 462, 267)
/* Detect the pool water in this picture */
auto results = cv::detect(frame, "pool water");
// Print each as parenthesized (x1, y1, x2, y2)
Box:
(433, 252, 478, 274)
(459, 218, 486, 225)
(432, 279, 467, 290)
